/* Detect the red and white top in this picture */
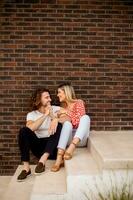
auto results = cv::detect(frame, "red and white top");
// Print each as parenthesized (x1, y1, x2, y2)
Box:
(66, 99, 85, 128)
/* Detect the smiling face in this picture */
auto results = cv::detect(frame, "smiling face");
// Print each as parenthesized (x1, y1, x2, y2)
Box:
(57, 88, 66, 102)
(41, 92, 51, 107)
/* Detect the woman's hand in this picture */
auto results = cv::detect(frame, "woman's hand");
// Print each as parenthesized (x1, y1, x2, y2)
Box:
(59, 115, 71, 123)
(56, 108, 71, 123)
(57, 108, 67, 117)
(48, 118, 58, 135)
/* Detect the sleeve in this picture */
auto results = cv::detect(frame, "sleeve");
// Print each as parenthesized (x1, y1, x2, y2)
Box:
(71, 100, 86, 127)
(75, 99, 85, 116)
(26, 112, 34, 121)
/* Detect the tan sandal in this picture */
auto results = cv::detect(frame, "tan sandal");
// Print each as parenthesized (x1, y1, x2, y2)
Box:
(64, 142, 77, 160)
(51, 161, 64, 172)
(51, 152, 64, 172)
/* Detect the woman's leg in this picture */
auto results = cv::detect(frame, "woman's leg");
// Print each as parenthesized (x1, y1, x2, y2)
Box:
(51, 121, 73, 172)
(51, 148, 65, 172)
(57, 121, 73, 150)
(64, 115, 90, 160)
(74, 114, 90, 143)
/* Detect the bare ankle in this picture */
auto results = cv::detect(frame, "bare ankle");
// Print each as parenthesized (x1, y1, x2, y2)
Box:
(58, 148, 65, 155)
(72, 138, 80, 145)
(39, 153, 49, 165)
(23, 162, 30, 172)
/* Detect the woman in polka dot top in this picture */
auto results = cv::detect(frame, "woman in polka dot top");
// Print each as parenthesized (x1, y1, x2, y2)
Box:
(51, 83, 90, 172)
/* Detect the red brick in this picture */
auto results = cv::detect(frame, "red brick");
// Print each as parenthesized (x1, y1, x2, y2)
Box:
(82, 58, 97, 63)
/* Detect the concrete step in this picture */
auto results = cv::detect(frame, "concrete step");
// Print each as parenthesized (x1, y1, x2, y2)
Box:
(64, 146, 133, 200)
(3, 131, 133, 200)
(2, 162, 67, 200)
(65, 148, 100, 176)
(30, 160, 66, 200)
(89, 130, 133, 170)
(2, 149, 100, 200)
(65, 148, 100, 193)
(2, 165, 36, 200)
(0, 176, 12, 200)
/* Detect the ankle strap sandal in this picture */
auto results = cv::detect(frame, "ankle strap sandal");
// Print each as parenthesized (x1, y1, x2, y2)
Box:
(64, 141, 77, 160)
(71, 141, 77, 147)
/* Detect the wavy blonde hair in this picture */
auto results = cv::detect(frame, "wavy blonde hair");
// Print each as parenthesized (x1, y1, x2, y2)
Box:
(58, 83, 76, 107)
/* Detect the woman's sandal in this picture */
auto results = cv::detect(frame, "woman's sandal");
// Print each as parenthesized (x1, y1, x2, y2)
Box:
(51, 152, 64, 172)
(64, 142, 77, 160)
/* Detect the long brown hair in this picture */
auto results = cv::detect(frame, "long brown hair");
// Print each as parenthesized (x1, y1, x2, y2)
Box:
(31, 88, 50, 110)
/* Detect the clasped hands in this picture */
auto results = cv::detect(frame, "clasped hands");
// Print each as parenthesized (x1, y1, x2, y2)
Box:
(46, 107, 71, 135)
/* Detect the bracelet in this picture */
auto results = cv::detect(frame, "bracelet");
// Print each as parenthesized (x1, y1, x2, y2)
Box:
(58, 112, 66, 117)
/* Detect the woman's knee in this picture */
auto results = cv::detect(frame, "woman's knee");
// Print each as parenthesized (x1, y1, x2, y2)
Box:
(63, 121, 73, 130)
(77, 115, 90, 135)
(80, 115, 90, 123)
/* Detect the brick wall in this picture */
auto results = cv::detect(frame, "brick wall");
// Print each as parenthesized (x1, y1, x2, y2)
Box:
(0, 0, 133, 175)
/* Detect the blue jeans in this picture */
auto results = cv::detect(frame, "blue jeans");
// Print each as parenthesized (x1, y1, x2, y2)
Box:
(57, 115, 90, 150)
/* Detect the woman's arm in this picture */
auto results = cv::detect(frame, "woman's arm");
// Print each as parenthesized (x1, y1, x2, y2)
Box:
(58, 115, 71, 123)
(57, 108, 71, 123)
(74, 100, 85, 119)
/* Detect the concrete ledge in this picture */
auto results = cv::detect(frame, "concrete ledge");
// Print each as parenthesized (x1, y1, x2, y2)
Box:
(89, 131, 133, 169)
